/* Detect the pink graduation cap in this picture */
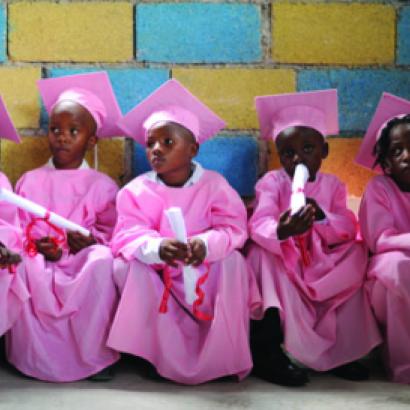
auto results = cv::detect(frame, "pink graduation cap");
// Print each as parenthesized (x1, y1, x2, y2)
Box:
(37, 71, 123, 138)
(118, 79, 226, 144)
(255, 89, 339, 140)
(355, 92, 410, 172)
(0, 95, 20, 143)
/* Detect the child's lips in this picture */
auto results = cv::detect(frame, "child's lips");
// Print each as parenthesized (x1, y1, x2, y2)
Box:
(55, 147, 70, 153)
(151, 156, 164, 167)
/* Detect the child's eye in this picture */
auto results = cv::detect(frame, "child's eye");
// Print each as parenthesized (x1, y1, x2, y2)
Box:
(70, 128, 79, 136)
(282, 149, 294, 158)
(146, 139, 155, 149)
(50, 127, 60, 135)
(390, 146, 403, 157)
(164, 138, 173, 146)
(303, 144, 314, 153)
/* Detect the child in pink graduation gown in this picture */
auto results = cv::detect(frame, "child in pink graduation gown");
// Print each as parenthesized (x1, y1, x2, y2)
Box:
(356, 93, 410, 384)
(107, 79, 252, 384)
(247, 90, 381, 386)
(6, 72, 122, 382)
(0, 96, 30, 335)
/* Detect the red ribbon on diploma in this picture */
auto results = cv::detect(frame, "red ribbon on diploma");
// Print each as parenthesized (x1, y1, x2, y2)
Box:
(25, 211, 66, 257)
(159, 262, 213, 321)
(296, 235, 310, 267)
(159, 265, 173, 314)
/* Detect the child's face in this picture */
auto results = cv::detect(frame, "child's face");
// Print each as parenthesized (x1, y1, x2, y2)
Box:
(48, 101, 97, 170)
(275, 126, 328, 181)
(146, 121, 199, 186)
(383, 122, 410, 192)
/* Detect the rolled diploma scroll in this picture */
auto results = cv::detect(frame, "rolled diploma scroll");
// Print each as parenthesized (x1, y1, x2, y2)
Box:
(0, 188, 90, 237)
(165, 207, 198, 305)
(290, 163, 309, 215)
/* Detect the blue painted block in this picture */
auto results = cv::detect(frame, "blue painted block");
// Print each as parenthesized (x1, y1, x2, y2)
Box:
(398, 7, 410, 65)
(298, 69, 410, 133)
(0, 6, 6, 62)
(136, 3, 261, 63)
(132, 135, 258, 197)
(46, 68, 169, 113)
(41, 68, 169, 129)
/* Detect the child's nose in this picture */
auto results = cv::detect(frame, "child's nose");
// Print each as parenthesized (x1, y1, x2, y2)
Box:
(292, 152, 302, 164)
(152, 141, 162, 153)
(56, 131, 69, 143)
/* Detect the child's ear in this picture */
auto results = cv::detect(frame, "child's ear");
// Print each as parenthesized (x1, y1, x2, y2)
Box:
(87, 135, 97, 151)
(321, 142, 329, 159)
(190, 142, 199, 158)
(383, 159, 392, 175)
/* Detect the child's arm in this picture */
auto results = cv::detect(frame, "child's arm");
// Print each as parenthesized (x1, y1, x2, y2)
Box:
(111, 185, 166, 263)
(64, 178, 118, 255)
(0, 174, 23, 253)
(250, 175, 299, 257)
(310, 178, 358, 246)
(35, 237, 62, 262)
(159, 239, 189, 267)
(276, 205, 316, 240)
(0, 243, 21, 267)
(190, 176, 247, 263)
(186, 237, 206, 267)
(86, 179, 118, 246)
(359, 178, 410, 254)
(67, 231, 96, 254)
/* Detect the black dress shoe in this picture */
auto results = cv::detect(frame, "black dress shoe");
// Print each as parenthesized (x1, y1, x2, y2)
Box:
(88, 365, 115, 382)
(252, 349, 309, 387)
(330, 361, 369, 381)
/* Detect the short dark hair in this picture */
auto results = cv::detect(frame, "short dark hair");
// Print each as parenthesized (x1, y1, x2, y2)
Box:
(168, 121, 196, 144)
(373, 114, 410, 169)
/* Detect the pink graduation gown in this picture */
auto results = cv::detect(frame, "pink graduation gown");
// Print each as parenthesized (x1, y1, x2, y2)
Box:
(247, 169, 381, 371)
(360, 175, 410, 383)
(6, 165, 120, 382)
(107, 170, 252, 384)
(0, 172, 29, 335)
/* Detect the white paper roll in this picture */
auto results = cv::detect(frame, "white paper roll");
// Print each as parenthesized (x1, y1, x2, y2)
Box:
(165, 207, 198, 305)
(290, 163, 309, 215)
(0, 188, 90, 237)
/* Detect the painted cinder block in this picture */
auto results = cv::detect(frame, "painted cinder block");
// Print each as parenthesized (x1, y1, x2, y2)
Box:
(0, 67, 41, 129)
(132, 136, 258, 197)
(398, 7, 410, 65)
(273, 3, 395, 65)
(173, 69, 296, 129)
(1, 136, 125, 187)
(1, 137, 50, 186)
(45, 68, 170, 126)
(298, 69, 410, 133)
(86, 138, 125, 186)
(0, 5, 6, 62)
(137, 3, 261, 63)
(9, 2, 133, 62)
(268, 138, 376, 198)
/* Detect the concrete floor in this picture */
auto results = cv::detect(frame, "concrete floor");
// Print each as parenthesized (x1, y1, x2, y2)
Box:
(0, 353, 409, 410)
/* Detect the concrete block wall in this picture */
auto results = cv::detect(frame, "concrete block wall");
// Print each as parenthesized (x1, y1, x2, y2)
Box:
(0, 0, 408, 198)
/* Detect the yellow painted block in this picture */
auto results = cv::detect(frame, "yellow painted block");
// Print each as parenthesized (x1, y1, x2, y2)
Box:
(85, 138, 125, 186)
(0, 67, 41, 129)
(9, 2, 133, 62)
(173, 69, 296, 129)
(273, 4, 395, 65)
(2, 137, 125, 187)
(268, 138, 376, 197)
(1, 136, 49, 186)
